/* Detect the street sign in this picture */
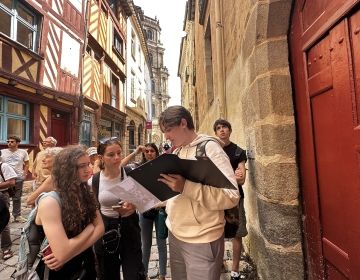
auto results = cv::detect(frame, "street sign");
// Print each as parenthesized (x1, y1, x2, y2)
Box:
(146, 121, 152, 129)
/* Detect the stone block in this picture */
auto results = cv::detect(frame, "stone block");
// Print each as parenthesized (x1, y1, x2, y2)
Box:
(243, 74, 294, 129)
(257, 74, 294, 119)
(248, 229, 304, 280)
(257, 197, 302, 246)
(255, 123, 296, 157)
(253, 161, 299, 202)
(267, 0, 293, 38)
(255, 39, 289, 76)
(254, 3, 268, 44)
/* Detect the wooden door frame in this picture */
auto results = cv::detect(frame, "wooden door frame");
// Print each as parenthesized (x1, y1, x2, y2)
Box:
(290, 0, 360, 278)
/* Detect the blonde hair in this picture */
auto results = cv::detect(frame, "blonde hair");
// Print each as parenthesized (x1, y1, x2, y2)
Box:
(45, 147, 63, 157)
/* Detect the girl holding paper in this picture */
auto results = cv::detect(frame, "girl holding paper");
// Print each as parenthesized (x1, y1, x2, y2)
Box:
(88, 137, 145, 280)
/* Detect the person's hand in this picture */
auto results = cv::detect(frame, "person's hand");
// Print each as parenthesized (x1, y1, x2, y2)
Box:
(158, 174, 186, 193)
(113, 201, 136, 217)
(26, 196, 35, 207)
(135, 145, 145, 155)
(235, 168, 244, 180)
(43, 253, 64, 271)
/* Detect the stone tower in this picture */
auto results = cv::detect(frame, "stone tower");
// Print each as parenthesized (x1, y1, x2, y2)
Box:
(138, 9, 170, 145)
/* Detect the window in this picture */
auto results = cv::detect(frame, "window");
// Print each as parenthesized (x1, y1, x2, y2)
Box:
(113, 122, 121, 138)
(108, 0, 117, 16)
(130, 73, 135, 101)
(159, 53, 163, 67)
(111, 74, 119, 108)
(80, 111, 91, 147)
(151, 103, 156, 118)
(131, 31, 136, 59)
(149, 53, 153, 66)
(0, 95, 30, 143)
(113, 32, 123, 56)
(137, 124, 143, 145)
(151, 80, 155, 93)
(162, 77, 167, 93)
(138, 44, 141, 66)
(0, 0, 40, 52)
(204, 21, 214, 105)
(147, 29, 153, 40)
(128, 120, 135, 150)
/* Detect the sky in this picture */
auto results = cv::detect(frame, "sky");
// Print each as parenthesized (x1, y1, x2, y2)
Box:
(133, 0, 187, 106)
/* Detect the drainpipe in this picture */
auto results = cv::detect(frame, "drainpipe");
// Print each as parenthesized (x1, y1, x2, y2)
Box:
(78, 0, 91, 144)
(214, 0, 226, 118)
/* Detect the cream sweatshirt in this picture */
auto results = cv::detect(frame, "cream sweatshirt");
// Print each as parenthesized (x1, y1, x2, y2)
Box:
(165, 134, 239, 243)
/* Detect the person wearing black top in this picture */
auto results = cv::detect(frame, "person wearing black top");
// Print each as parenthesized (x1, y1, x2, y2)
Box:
(214, 119, 247, 280)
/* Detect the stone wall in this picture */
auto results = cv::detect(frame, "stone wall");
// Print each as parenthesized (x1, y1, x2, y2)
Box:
(191, 0, 304, 278)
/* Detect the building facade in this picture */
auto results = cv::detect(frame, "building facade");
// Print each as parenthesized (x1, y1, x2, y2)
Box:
(123, 3, 151, 155)
(81, 0, 131, 148)
(178, 0, 197, 129)
(179, 0, 360, 279)
(0, 0, 87, 171)
(140, 13, 170, 146)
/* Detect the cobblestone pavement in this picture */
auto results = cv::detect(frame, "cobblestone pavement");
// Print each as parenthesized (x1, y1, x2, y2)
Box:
(0, 181, 257, 280)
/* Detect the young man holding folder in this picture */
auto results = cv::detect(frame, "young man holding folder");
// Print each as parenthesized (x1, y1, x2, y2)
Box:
(158, 106, 239, 280)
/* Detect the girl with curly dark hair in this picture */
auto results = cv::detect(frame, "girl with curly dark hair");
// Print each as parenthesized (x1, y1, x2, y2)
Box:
(34, 145, 104, 279)
(89, 137, 145, 280)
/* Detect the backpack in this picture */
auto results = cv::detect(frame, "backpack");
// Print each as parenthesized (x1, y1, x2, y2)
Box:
(13, 191, 61, 280)
(0, 163, 11, 232)
(0, 192, 10, 233)
(195, 140, 240, 238)
(0, 162, 16, 196)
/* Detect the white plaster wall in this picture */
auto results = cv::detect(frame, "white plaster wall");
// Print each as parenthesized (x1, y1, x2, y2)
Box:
(60, 32, 80, 77)
(125, 17, 147, 109)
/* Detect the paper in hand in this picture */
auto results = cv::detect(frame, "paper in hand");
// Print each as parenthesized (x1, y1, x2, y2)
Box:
(108, 176, 161, 213)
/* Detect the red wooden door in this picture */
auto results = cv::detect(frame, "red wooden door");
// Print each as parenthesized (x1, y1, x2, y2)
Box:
(291, 1, 360, 279)
(51, 111, 69, 147)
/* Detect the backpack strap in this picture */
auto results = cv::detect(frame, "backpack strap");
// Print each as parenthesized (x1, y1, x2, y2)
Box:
(92, 172, 100, 201)
(0, 163, 5, 182)
(35, 191, 61, 208)
(196, 139, 220, 158)
(174, 140, 216, 158)
(92, 169, 124, 201)
(14, 191, 60, 279)
(196, 141, 209, 157)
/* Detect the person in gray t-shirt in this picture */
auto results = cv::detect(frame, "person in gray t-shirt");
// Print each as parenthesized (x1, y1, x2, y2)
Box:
(0, 135, 29, 223)
(0, 150, 17, 259)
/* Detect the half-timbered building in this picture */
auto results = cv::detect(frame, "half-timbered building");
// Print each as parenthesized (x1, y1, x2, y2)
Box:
(0, 0, 86, 170)
(81, 0, 131, 148)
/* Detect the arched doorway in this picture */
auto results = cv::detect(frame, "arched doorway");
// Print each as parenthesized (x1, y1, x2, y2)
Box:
(290, 1, 360, 278)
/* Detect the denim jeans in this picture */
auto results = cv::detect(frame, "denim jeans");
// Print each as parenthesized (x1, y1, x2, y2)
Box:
(11, 178, 23, 218)
(0, 191, 12, 251)
(139, 213, 167, 277)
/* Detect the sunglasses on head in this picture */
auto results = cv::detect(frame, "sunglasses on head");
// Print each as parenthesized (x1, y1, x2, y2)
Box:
(98, 137, 119, 145)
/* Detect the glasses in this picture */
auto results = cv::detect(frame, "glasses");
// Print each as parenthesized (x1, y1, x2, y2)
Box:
(99, 137, 119, 144)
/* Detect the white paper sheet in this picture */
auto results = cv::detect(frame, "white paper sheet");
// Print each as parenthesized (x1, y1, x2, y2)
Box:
(107, 176, 161, 213)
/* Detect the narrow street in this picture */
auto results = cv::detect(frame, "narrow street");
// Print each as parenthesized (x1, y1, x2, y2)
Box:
(0, 181, 257, 280)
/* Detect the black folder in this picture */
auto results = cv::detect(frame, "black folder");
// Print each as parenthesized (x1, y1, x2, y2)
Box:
(127, 153, 237, 201)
